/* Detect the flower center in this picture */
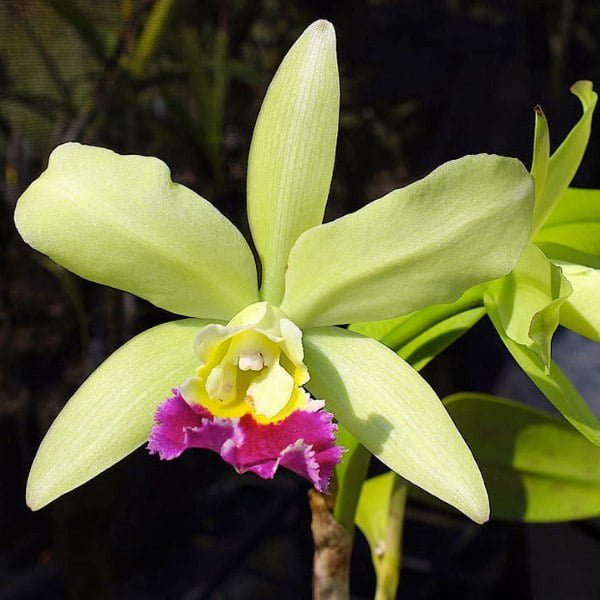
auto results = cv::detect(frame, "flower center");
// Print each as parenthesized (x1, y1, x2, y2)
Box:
(181, 302, 310, 423)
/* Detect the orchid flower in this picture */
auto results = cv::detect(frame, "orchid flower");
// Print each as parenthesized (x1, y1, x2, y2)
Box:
(15, 20, 535, 523)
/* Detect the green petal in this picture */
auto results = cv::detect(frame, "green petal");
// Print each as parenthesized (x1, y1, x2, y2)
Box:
(531, 81, 598, 234)
(247, 20, 339, 305)
(559, 261, 600, 341)
(281, 155, 533, 328)
(26, 318, 207, 510)
(15, 143, 259, 320)
(444, 394, 600, 522)
(535, 187, 600, 269)
(531, 104, 550, 211)
(486, 244, 572, 370)
(485, 292, 600, 445)
(303, 327, 489, 523)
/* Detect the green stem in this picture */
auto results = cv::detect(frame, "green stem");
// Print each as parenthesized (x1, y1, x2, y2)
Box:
(374, 477, 407, 600)
(333, 438, 371, 534)
(129, 0, 177, 77)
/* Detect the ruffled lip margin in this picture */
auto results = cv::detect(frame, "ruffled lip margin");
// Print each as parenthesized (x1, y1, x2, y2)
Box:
(147, 390, 344, 492)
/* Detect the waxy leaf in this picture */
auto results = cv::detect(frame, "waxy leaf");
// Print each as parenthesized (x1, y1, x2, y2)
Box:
(486, 244, 572, 370)
(351, 291, 486, 372)
(247, 20, 339, 304)
(441, 394, 600, 522)
(396, 307, 486, 372)
(281, 155, 533, 328)
(15, 144, 259, 320)
(531, 81, 597, 234)
(535, 187, 600, 269)
(559, 262, 600, 342)
(303, 327, 489, 523)
(485, 293, 600, 445)
(349, 313, 411, 343)
(27, 319, 207, 510)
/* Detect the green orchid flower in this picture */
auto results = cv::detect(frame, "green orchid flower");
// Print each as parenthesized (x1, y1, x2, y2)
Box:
(15, 20, 534, 523)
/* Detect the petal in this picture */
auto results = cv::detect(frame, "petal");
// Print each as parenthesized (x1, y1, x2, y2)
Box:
(147, 389, 211, 459)
(281, 155, 533, 328)
(485, 292, 600, 446)
(531, 81, 598, 234)
(149, 391, 343, 492)
(26, 318, 209, 510)
(303, 327, 489, 523)
(535, 187, 600, 269)
(246, 361, 294, 418)
(531, 104, 550, 214)
(15, 143, 259, 320)
(485, 244, 572, 370)
(559, 262, 600, 342)
(246, 20, 339, 304)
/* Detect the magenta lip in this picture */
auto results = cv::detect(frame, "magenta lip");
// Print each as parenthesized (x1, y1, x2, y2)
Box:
(148, 389, 343, 492)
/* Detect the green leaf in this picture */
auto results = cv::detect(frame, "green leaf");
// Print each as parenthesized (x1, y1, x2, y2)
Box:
(281, 155, 533, 328)
(247, 20, 339, 305)
(397, 306, 486, 372)
(351, 289, 485, 371)
(485, 292, 600, 445)
(378, 284, 483, 348)
(128, 0, 177, 77)
(45, 0, 107, 62)
(349, 313, 412, 343)
(303, 327, 489, 523)
(535, 187, 600, 269)
(486, 244, 572, 370)
(181, 26, 228, 176)
(356, 472, 407, 597)
(442, 394, 600, 522)
(532, 81, 598, 234)
(27, 318, 207, 510)
(559, 262, 600, 342)
(15, 143, 259, 321)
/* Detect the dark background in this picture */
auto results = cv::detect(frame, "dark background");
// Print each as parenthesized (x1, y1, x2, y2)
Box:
(1, 1, 599, 598)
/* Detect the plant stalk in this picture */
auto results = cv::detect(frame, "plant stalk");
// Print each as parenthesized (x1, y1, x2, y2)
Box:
(373, 477, 407, 600)
(309, 488, 353, 600)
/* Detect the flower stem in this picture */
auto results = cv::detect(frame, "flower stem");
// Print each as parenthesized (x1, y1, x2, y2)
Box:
(333, 425, 371, 534)
(373, 476, 407, 600)
(309, 488, 353, 600)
